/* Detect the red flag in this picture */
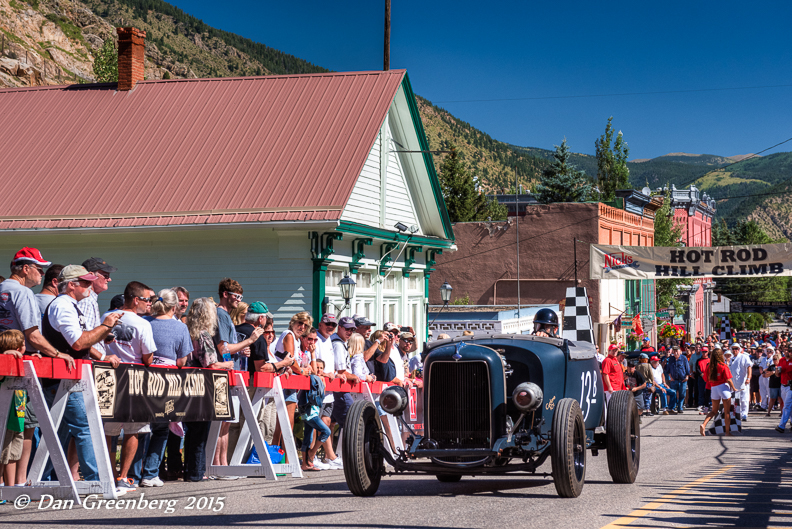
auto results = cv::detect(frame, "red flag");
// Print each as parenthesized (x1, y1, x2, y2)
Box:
(632, 314, 643, 335)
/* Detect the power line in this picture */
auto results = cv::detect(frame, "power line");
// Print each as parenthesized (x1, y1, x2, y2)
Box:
(433, 83, 792, 104)
(713, 190, 791, 202)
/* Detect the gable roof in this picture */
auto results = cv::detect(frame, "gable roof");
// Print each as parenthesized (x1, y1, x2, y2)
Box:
(0, 70, 412, 230)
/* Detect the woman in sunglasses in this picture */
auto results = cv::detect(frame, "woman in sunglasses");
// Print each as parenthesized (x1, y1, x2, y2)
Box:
(271, 311, 313, 454)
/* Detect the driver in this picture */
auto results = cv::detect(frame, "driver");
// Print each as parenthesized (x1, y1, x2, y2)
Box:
(532, 308, 559, 338)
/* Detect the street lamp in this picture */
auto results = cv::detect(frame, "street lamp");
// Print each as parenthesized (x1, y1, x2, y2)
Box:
(440, 281, 453, 304)
(339, 275, 356, 305)
(430, 281, 453, 328)
(666, 305, 676, 320)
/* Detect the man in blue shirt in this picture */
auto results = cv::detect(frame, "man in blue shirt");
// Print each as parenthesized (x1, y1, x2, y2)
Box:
(665, 346, 691, 413)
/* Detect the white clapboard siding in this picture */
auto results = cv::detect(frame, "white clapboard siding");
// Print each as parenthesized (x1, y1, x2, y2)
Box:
(383, 136, 420, 232)
(0, 228, 312, 333)
(341, 131, 382, 226)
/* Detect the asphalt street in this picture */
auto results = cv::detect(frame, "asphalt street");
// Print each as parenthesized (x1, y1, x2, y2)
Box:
(3, 405, 792, 529)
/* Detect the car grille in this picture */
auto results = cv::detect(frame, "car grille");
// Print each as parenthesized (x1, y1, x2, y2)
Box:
(427, 361, 491, 450)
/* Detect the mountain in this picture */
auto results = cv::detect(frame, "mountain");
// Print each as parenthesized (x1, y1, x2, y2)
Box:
(1, 0, 789, 237)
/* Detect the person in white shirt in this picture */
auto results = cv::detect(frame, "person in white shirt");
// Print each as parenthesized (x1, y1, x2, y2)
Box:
(314, 314, 341, 467)
(77, 257, 117, 357)
(729, 343, 752, 422)
(102, 281, 157, 492)
(759, 345, 774, 410)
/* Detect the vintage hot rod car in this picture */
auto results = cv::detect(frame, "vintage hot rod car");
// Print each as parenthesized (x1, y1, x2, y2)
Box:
(342, 334, 640, 498)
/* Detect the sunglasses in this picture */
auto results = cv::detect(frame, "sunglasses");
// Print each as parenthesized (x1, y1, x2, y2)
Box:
(137, 296, 156, 303)
(322, 322, 338, 328)
(226, 292, 243, 301)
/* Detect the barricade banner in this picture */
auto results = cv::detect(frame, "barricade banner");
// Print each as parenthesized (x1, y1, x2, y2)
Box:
(94, 363, 234, 422)
(590, 242, 792, 280)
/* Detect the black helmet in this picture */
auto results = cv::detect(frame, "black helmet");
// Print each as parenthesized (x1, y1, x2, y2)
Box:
(533, 308, 559, 327)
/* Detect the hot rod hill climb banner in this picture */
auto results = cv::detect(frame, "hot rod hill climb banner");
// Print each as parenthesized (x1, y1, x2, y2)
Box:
(590, 243, 792, 280)
(94, 363, 234, 423)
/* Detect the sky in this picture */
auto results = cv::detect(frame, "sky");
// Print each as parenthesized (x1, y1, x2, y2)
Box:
(172, 0, 792, 160)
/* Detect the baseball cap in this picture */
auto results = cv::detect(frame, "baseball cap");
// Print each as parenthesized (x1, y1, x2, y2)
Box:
(321, 313, 337, 324)
(724, 350, 733, 356)
(81, 257, 118, 274)
(384, 322, 399, 332)
(713, 343, 722, 350)
(59, 264, 98, 282)
(767, 345, 776, 350)
(639, 353, 649, 359)
(248, 301, 269, 314)
(12, 247, 51, 267)
(354, 315, 375, 327)
(650, 356, 659, 362)
(642, 337, 650, 342)
(400, 332, 415, 340)
(338, 316, 356, 329)
(109, 294, 125, 311)
(701, 346, 709, 351)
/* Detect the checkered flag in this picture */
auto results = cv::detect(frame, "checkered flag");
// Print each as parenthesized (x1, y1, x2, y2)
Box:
(707, 397, 742, 435)
(719, 316, 731, 341)
(562, 287, 594, 344)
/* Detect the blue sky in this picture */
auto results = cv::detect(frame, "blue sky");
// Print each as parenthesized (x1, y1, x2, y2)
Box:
(173, 0, 792, 160)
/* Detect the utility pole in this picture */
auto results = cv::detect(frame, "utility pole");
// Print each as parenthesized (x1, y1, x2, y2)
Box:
(384, 0, 390, 71)
(515, 170, 520, 319)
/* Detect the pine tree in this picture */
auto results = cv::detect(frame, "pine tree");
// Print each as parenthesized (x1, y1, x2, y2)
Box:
(595, 117, 630, 201)
(438, 147, 507, 222)
(534, 139, 594, 204)
(653, 187, 691, 312)
(93, 39, 118, 83)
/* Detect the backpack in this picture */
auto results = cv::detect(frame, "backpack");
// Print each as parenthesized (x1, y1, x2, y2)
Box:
(297, 374, 325, 416)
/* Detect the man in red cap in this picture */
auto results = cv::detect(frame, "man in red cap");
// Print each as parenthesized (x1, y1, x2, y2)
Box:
(601, 344, 626, 404)
(0, 247, 70, 365)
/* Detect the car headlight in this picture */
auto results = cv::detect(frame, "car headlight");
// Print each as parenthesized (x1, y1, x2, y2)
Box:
(512, 382, 543, 413)
(379, 386, 409, 415)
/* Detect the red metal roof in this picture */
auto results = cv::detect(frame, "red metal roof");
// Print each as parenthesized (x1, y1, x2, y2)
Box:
(0, 70, 406, 230)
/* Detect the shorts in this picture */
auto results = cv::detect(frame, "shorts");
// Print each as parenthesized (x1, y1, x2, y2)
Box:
(750, 377, 760, 393)
(710, 383, 732, 401)
(24, 397, 38, 430)
(770, 387, 781, 399)
(1, 429, 23, 463)
(103, 422, 151, 436)
(320, 401, 333, 418)
(283, 389, 298, 404)
(632, 392, 645, 410)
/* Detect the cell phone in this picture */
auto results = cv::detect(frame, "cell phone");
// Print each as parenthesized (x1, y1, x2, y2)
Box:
(104, 333, 115, 344)
(400, 327, 410, 333)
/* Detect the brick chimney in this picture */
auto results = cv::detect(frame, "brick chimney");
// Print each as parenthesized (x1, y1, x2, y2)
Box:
(116, 27, 146, 91)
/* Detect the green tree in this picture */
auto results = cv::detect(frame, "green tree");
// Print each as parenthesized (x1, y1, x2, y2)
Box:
(713, 220, 790, 302)
(595, 117, 630, 201)
(534, 139, 594, 204)
(438, 147, 508, 222)
(92, 39, 118, 83)
(654, 188, 691, 312)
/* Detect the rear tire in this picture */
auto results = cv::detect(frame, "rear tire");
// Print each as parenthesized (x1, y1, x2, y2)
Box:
(436, 474, 462, 483)
(606, 390, 641, 483)
(650, 391, 660, 414)
(551, 398, 586, 498)
(342, 400, 384, 496)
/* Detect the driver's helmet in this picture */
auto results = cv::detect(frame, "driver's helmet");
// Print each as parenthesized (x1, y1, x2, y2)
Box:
(533, 308, 559, 332)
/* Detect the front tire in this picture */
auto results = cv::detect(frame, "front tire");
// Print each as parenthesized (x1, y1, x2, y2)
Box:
(342, 400, 385, 496)
(551, 398, 586, 498)
(606, 390, 641, 483)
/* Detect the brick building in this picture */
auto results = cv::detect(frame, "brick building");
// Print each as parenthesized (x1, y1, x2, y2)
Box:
(429, 192, 661, 349)
(664, 185, 717, 338)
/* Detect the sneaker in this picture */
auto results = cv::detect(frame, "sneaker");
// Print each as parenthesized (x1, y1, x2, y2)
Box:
(312, 457, 331, 470)
(140, 477, 164, 487)
(677, 409, 684, 414)
(775, 426, 785, 434)
(217, 475, 241, 480)
(662, 410, 670, 415)
(116, 477, 136, 492)
(668, 409, 678, 415)
(327, 457, 344, 469)
(741, 416, 748, 422)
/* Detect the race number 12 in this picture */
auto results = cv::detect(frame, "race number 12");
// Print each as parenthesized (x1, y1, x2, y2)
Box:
(579, 370, 598, 420)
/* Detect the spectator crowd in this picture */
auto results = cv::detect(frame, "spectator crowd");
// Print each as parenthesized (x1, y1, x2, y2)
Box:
(599, 329, 792, 436)
(0, 247, 424, 497)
